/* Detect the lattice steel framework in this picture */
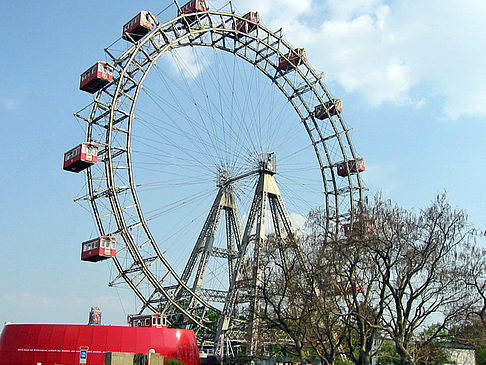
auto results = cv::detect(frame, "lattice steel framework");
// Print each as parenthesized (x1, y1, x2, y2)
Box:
(74, 2, 365, 355)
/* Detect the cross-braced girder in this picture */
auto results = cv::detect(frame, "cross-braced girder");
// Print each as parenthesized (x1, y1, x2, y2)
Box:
(74, 3, 366, 357)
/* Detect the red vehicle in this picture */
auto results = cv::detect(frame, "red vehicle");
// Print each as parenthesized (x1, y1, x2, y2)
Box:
(0, 323, 200, 365)
(79, 62, 114, 93)
(63, 142, 98, 173)
(178, 0, 209, 19)
(314, 99, 343, 119)
(337, 158, 366, 177)
(81, 236, 117, 262)
(277, 48, 307, 71)
(129, 314, 167, 328)
(122, 11, 156, 42)
(235, 11, 260, 35)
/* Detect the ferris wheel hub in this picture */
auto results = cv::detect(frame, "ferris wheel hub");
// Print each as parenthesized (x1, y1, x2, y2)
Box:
(258, 152, 276, 174)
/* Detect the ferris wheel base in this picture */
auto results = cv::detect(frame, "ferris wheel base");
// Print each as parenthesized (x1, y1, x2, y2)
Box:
(0, 323, 200, 365)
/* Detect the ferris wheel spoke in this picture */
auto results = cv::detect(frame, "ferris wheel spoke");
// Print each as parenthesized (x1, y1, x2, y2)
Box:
(73, 5, 366, 355)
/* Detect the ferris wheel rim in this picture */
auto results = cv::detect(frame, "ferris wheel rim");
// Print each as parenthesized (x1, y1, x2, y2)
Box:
(80, 7, 365, 335)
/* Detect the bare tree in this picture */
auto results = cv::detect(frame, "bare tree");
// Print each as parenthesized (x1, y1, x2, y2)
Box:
(365, 194, 473, 365)
(306, 207, 389, 365)
(332, 235, 387, 365)
(304, 239, 349, 365)
(447, 238, 486, 352)
(457, 241, 486, 327)
(255, 194, 475, 365)
(257, 236, 314, 364)
(258, 234, 350, 365)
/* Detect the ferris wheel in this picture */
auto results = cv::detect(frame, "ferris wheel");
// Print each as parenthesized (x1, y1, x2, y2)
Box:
(66, 0, 365, 356)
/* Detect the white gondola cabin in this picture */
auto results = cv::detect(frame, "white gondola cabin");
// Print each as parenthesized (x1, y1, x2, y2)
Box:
(277, 48, 307, 71)
(79, 62, 114, 94)
(129, 314, 167, 328)
(63, 142, 98, 173)
(337, 158, 366, 177)
(122, 11, 156, 42)
(81, 236, 117, 262)
(178, 0, 209, 22)
(235, 11, 260, 35)
(315, 99, 343, 120)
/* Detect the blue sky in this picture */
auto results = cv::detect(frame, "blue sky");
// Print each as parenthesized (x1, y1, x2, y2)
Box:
(1, 0, 485, 328)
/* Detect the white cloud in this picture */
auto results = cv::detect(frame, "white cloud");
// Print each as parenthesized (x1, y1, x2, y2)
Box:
(167, 47, 210, 80)
(290, 212, 307, 232)
(317, 8, 416, 106)
(232, 0, 312, 19)
(360, 162, 400, 196)
(214, 0, 486, 119)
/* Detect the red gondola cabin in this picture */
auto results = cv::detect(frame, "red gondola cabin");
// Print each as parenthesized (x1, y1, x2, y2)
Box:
(122, 11, 156, 42)
(80, 62, 114, 94)
(129, 314, 167, 328)
(278, 48, 307, 71)
(81, 236, 117, 262)
(63, 142, 98, 173)
(178, 0, 209, 21)
(337, 158, 366, 177)
(315, 99, 343, 119)
(235, 11, 260, 35)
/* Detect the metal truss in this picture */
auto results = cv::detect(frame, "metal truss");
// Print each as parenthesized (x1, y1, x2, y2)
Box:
(74, 2, 366, 355)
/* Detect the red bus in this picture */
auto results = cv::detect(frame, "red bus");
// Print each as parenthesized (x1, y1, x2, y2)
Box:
(122, 11, 156, 42)
(337, 158, 366, 177)
(178, 0, 209, 20)
(79, 62, 114, 94)
(81, 236, 117, 262)
(314, 99, 343, 120)
(235, 11, 260, 35)
(129, 314, 167, 328)
(277, 48, 307, 71)
(63, 142, 98, 173)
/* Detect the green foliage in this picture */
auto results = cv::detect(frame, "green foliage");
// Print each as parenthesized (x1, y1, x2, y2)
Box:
(419, 324, 448, 342)
(334, 357, 354, 365)
(167, 359, 185, 365)
(222, 353, 254, 365)
(375, 341, 400, 365)
(477, 348, 486, 365)
(205, 308, 220, 322)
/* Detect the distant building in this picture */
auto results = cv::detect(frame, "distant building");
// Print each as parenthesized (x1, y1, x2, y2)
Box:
(443, 342, 476, 365)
